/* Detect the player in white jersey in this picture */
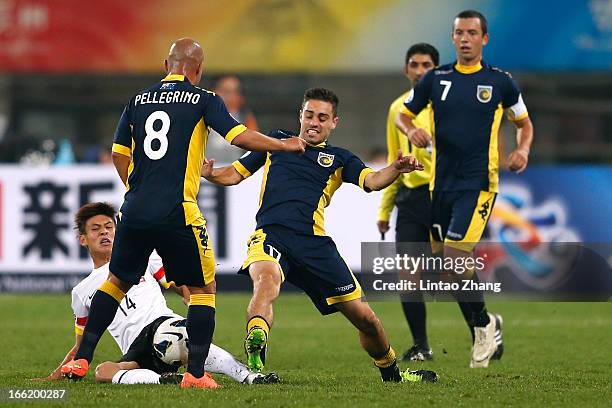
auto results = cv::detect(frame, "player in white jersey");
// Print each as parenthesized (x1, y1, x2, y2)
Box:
(40, 202, 278, 385)
(71, 252, 175, 356)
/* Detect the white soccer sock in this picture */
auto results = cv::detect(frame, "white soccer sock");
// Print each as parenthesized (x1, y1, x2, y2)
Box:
(205, 343, 252, 383)
(111, 369, 160, 384)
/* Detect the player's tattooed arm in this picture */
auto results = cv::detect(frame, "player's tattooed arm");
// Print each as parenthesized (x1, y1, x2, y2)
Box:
(201, 159, 245, 186)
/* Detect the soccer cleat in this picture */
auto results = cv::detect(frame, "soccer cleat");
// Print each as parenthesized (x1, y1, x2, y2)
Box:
(402, 345, 433, 362)
(180, 372, 219, 389)
(244, 327, 267, 372)
(490, 313, 504, 360)
(60, 359, 89, 380)
(250, 372, 281, 385)
(470, 314, 498, 368)
(400, 369, 438, 383)
(159, 372, 184, 384)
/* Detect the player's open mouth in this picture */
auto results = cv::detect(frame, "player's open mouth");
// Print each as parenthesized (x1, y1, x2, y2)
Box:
(460, 46, 471, 52)
(100, 238, 112, 245)
(307, 129, 320, 135)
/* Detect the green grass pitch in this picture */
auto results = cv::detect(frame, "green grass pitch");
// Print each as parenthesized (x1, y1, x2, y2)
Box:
(1, 293, 610, 407)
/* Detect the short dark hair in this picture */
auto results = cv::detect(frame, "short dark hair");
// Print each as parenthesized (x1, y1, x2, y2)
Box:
(454, 10, 488, 35)
(302, 87, 339, 116)
(405, 43, 440, 66)
(75, 202, 116, 235)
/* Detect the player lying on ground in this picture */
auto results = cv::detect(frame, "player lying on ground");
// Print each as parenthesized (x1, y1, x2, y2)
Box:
(202, 88, 437, 383)
(38, 202, 278, 385)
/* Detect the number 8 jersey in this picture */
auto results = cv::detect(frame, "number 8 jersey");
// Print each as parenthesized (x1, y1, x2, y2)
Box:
(112, 74, 246, 228)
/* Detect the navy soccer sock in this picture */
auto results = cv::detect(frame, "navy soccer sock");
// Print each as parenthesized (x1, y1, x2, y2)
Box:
(186, 294, 216, 378)
(75, 280, 125, 363)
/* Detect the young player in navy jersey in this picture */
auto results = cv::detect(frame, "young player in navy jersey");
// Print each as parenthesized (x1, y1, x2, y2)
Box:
(203, 88, 438, 383)
(396, 10, 534, 368)
(60, 38, 305, 389)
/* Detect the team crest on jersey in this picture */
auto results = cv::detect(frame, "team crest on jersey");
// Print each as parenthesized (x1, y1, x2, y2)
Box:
(477, 85, 493, 103)
(317, 152, 335, 167)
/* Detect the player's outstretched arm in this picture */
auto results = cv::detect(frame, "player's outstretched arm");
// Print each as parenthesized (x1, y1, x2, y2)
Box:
(201, 159, 245, 186)
(507, 116, 534, 174)
(33, 334, 82, 381)
(364, 151, 424, 191)
(395, 112, 431, 148)
(232, 129, 306, 154)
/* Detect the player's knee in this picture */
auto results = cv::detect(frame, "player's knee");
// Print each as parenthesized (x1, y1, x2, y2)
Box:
(251, 265, 282, 295)
(354, 310, 383, 335)
(94, 362, 116, 383)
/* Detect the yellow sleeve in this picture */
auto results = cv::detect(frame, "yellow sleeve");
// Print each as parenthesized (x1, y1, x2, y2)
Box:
(378, 106, 401, 221)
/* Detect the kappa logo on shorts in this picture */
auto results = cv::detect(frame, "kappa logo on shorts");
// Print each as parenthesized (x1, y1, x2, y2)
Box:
(477, 85, 493, 103)
(194, 224, 209, 251)
(478, 197, 493, 220)
(317, 152, 335, 167)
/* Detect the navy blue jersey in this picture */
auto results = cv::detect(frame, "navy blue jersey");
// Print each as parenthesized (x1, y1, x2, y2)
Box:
(403, 62, 528, 192)
(233, 130, 374, 236)
(112, 74, 247, 228)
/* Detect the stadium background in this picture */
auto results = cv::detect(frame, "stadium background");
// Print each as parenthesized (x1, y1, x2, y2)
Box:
(0, 0, 611, 290)
(0, 2, 611, 407)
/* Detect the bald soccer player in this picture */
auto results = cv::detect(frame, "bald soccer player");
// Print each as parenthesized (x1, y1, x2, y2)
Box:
(61, 38, 305, 389)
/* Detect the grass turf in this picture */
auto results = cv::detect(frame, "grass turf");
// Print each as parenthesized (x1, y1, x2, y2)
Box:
(1, 293, 610, 407)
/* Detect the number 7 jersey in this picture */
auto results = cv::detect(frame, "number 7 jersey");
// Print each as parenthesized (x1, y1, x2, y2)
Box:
(402, 62, 529, 193)
(112, 74, 247, 227)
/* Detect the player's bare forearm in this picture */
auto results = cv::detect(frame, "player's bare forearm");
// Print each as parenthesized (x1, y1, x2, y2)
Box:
(395, 112, 416, 136)
(202, 165, 244, 186)
(232, 129, 305, 153)
(112, 152, 130, 186)
(515, 117, 534, 154)
(507, 117, 534, 173)
(171, 283, 191, 306)
(365, 152, 423, 191)
(365, 166, 401, 191)
(395, 112, 431, 147)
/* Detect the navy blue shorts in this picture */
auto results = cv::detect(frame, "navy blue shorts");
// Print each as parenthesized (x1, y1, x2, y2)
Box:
(430, 190, 497, 253)
(238, 225, 362, 315)
(109, 216, 215, 287)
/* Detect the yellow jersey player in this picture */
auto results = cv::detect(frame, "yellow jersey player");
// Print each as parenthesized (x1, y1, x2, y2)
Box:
(397, 10, 534, 368)
(377, 43, 438, 362)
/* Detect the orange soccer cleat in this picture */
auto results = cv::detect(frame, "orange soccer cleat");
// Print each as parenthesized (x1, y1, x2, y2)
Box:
(180, 372, 220, 389)
(60, 359, 89, 380)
